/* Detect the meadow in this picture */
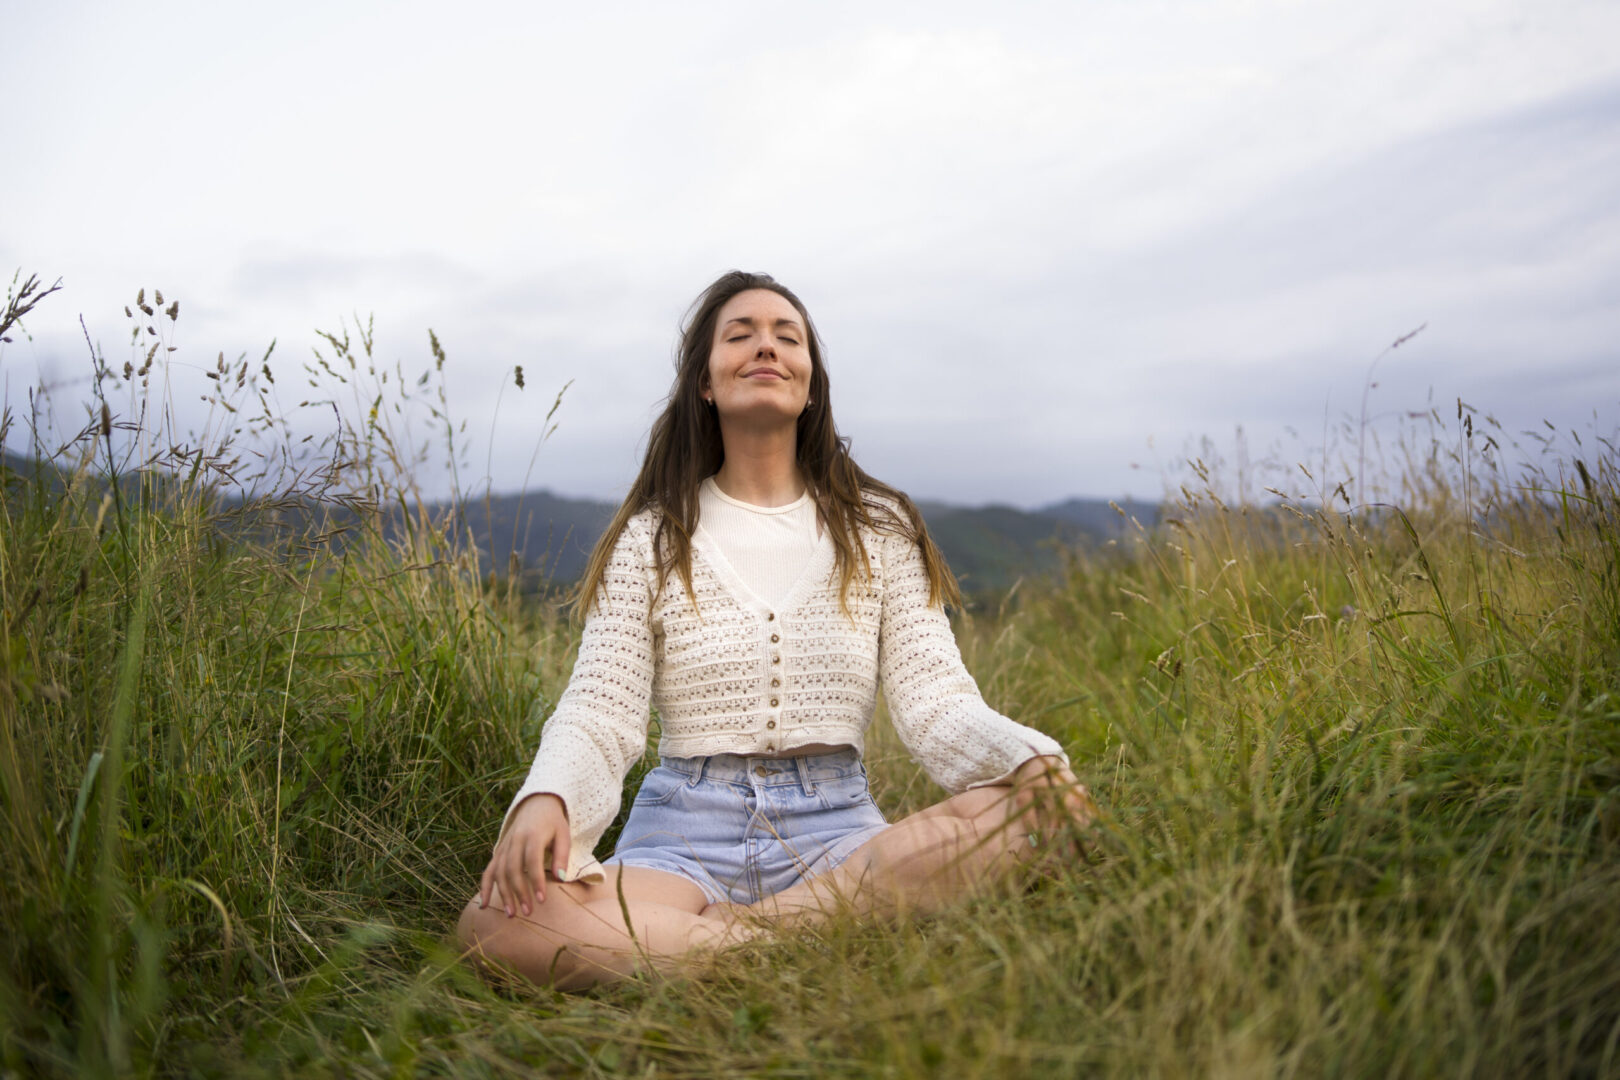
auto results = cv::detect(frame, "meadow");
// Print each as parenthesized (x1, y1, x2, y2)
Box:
(2, 283, 1617, 1077)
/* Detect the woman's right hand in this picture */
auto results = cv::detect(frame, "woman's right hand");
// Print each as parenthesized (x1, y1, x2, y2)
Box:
(479, 793, 571, 917)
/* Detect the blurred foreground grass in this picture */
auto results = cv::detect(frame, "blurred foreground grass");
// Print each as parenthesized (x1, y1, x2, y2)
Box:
(2, 288, 1617, 1077)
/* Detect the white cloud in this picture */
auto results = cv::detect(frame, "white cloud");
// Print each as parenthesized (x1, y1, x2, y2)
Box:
(3, 0, 1617, 505)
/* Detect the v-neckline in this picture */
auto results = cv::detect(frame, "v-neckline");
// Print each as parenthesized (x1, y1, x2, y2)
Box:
(690, 518, 835, 619)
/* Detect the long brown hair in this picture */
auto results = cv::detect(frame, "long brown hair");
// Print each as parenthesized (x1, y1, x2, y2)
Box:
(574, 270, 958, 619)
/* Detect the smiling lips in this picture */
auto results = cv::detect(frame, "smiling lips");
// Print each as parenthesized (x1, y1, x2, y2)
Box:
(741, 368, 788, 380)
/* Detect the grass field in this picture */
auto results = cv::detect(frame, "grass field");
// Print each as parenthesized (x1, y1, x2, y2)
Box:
(2, 291, 1617, 1077)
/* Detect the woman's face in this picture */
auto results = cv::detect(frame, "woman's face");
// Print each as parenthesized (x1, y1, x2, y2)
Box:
(703, 288, 813, 430)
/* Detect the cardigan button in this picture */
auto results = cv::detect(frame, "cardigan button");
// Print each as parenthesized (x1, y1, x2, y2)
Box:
(771, 655, 780, 665)
(767, 612, 775, 621)
(767, 720, 776, 729)
(770, 697, 779, 707)
(771, 677, 780, 687)
(770, 633, 780, 643)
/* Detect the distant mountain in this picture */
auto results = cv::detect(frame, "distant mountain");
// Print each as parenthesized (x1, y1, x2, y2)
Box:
(2, 449, 76, 498)
(1036, 496, 1161, 537)
(910, 501, 1082, 594)
(449, 489, 617, 583)
(451, 490, 1160, 597)
(1, 450, 1159, 597)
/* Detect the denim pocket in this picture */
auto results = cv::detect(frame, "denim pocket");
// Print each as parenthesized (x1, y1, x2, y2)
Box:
(631, 766, 690, 808)
(814, 765, 874, 811)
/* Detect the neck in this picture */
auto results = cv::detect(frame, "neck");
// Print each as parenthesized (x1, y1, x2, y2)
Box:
(713, 422, 804, 507)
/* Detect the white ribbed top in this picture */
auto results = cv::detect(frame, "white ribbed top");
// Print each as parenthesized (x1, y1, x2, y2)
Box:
(696, 476, 819, 608)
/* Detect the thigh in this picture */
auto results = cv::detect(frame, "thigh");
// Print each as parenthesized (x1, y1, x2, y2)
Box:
(899, 784, 1022, 830)
(480, 864, 712, 922)
(460, 865, 726, 989)
(468, 866, 712, 960)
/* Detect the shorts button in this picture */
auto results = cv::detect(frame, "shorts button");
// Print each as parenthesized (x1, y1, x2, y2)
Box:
(754, 766, 769, 777)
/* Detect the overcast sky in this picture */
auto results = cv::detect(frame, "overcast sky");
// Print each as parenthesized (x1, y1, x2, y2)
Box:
(3, 0, 1617, 508)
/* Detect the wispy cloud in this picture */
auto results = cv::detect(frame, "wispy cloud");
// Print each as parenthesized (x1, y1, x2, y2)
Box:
(2, 1, 1615, 506)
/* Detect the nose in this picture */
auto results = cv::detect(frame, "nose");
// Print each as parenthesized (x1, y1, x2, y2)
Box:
(755, 336, 777, 357)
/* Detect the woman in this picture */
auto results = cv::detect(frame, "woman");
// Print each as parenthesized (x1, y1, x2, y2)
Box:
(458, 271, 1097, 989)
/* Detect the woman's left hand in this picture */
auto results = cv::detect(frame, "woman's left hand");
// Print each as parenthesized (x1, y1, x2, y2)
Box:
(1006, 755, 1101, 858)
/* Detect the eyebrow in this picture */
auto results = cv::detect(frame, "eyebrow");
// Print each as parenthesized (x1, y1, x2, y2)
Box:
(722, 316, 804, 333)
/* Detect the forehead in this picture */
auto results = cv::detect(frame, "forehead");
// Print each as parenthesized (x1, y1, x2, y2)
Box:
(716, 288, 803, 328)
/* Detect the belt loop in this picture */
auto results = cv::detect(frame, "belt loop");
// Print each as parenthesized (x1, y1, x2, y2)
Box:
(690, 756, 708, 786)
(795, 754, 815, 796)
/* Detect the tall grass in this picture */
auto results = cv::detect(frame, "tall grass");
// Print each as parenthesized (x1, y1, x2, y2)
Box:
(2, 283, 1617, 1077)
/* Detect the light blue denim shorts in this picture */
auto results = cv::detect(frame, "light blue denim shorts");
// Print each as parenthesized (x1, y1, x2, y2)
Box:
(604, 747, 891, 905)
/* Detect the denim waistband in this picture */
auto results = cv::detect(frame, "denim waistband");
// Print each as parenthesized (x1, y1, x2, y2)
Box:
(659, 746, 863, 795)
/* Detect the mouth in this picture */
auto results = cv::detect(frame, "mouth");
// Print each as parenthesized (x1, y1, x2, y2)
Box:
(741, 369, 787, 380)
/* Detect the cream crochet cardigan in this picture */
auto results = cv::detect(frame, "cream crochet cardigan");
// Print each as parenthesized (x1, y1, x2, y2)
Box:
(501, 503, 1067, 883)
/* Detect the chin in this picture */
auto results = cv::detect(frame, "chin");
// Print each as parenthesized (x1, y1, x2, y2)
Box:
(722, 402, 804, 427)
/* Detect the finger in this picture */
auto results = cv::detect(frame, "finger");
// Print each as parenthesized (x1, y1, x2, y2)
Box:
(479, 855, 495, 910)
(553, 827, 571, 881)
(501, 839, 526, 918)
(516, 834, 540, 915)
(1045, 765, 1079, 793)
(524, 832, 549, 912)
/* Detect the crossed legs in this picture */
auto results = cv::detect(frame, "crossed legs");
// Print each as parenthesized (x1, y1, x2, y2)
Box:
(457, 781, 1059, 990)
(702, 781, 1047, 928)
(456, 866, 750, 991)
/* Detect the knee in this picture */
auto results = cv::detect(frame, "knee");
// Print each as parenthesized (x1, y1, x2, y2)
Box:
(455, 896, 571, 987)
(456, 897, 486, 952)
(879, 818, 977, 878)
(917, 808, 1031, 876)
(939, 787, 1028, 841)
(457, 897, 509, 973)
(955, 786, 1014, 820)
(964, 788, 1037, 844)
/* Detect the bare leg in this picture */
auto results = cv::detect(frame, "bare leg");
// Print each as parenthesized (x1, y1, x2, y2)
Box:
(705, 783, 1047, 929)
(457, 866, 754, 990)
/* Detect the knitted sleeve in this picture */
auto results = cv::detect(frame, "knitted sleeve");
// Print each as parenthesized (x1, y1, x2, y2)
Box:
(877, 526, 1067, 793)
(496, 513, 657, 883)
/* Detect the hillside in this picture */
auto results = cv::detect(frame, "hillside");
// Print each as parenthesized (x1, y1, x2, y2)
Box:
(448, 489, 1160, 596)
(0, 449, 1156, 596)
